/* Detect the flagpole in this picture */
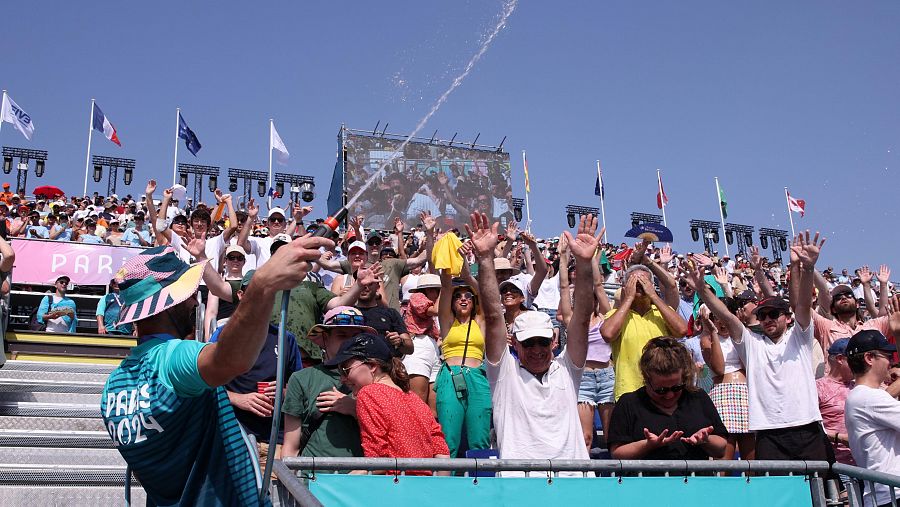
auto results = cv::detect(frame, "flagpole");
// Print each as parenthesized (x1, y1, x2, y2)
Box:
(268, 119, 274, 210)
(0, 91, 5, 137)
(522, 150, 532, 233)
(596, 160, 608, 243)
(656, 168, 668, 227)
(172, 108, 180, 187)
(82, 99, 95, 197)
(714, 177, 730, 258)
(784, 187, 796, 238)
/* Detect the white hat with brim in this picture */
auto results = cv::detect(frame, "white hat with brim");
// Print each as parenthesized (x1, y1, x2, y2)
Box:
(493, 257, 520, 274)
(510, 311, 554, 342)
(410, 274, 441, 293)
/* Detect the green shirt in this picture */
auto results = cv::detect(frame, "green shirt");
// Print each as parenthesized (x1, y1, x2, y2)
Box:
(341, 258, 409, 311)
(282, 365, 363, 459)
(270, 281, 335, 361)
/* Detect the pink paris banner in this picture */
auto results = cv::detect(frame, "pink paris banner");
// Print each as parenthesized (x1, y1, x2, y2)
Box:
(10, 238, 144, 286)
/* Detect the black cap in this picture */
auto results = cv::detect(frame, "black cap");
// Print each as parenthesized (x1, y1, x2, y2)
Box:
(735, 290, 758, 302)
(324, 333, 392, 367)
(846, 330, 897, 356)
(754, 296, 790, 316)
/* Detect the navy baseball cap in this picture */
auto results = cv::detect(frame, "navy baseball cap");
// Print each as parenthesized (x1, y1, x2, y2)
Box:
(827, 337, 850, 356)
(846, 330, 897, 356)
(324, 333, 393, 367)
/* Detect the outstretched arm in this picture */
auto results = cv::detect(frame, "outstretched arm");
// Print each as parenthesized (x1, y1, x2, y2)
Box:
(684, 262, 744, 341)
(521, 231, 548, 297)
(791, 231, 825, 329)
(563, 215, 602, 368)
(467, 213, 504, 364)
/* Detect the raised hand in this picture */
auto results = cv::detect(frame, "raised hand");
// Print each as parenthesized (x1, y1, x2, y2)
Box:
(643, 427, 684, 449)
(505, 221, 518, 241)
(658, 245, 674, 265)
(692, 253, 714, 268)
(419, 210, 436, 233)
(357, 263, 383, 286)
(294, 204, 312, 221)
(682, 262, 707, 293)
(749, 246, 763, 271)
(629, 240, 649, 265)
(520, 230, 537, 246)
(163, 187, 174, 199)
(791, 230, 825, 269)
(858, 265, 874, 285)
(186, 238, 207, 260)
(878, 265, 892, 284)
(145, 179, 157, 196)
(349, 214, 364, 230)
(393, 217, 404, 234)
(563, 214, 600, 262)
(557, 233, 569, 255)
(214, 189, 225, 203)
(713, 266, 728, 286)
(247, 198, 259, 219)
(681, 425, 714, 446)
(464, 212, 499, 259)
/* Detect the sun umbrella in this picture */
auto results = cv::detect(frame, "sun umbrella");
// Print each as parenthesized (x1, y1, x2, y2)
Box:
(33, 185, 65, 199)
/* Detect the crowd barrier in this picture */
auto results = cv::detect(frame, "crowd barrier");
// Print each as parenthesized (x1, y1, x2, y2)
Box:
(273, 458, 843, 507)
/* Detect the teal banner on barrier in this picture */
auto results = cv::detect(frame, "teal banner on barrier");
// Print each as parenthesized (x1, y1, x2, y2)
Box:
(308, 475, 813, 506)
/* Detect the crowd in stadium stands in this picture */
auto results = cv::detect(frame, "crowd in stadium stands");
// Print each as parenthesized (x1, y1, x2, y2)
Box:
(5, 179, 900, 504)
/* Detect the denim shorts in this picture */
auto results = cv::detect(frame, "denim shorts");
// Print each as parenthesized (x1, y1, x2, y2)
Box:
(577, 366, 615, 405)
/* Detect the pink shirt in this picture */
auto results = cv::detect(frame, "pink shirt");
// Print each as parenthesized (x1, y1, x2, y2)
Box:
(816, 376, 855, 465)
(813, 313, 894, 375)
(402, 292, 439, 339)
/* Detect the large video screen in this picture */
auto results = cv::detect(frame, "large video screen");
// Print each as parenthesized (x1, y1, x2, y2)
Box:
(343, 133, 514, 231)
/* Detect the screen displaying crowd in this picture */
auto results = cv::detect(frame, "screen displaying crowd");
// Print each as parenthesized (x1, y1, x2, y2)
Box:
(342, 133, 515, 231)
(3, 179, 900, 505)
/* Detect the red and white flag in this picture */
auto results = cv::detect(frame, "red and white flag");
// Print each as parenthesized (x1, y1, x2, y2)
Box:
(92, 103, 121, 146)
(787, 192, 806, 217)
(656, 181, 668, 209)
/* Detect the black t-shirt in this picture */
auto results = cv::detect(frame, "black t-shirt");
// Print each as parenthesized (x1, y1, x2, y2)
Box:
(356, 305, 408, 357)
(607, 387, 727, 461)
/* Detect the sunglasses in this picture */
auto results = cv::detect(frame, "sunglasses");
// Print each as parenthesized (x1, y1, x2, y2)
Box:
(500, 287, 523, 296)
(520, 337, 552, 348)
(650, 383, 686, 395)
(338, 361, 367, 377)
(834, 292, 855, 301)
(268, 217, 285, 223)
(757, 309, 785, 321)
(326, 313, 365, 326)
(225, 255, 245, 262)
(453, 292, 475, 301)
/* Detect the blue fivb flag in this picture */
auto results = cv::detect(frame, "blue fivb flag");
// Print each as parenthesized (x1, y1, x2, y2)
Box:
(177, 112, 202, 156)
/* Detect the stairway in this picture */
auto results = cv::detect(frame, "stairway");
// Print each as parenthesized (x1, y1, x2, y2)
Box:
(0, 360, 146, 506)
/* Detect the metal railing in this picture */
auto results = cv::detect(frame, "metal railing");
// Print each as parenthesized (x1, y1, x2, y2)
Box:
(834, 463, 900, 507)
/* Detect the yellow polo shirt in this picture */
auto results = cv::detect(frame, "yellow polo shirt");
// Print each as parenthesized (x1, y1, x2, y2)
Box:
(605, 306, 672, 400)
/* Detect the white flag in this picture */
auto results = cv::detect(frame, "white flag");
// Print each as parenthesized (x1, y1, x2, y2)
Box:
(270, 122, 290, 165)
(1, 92, 35, 140)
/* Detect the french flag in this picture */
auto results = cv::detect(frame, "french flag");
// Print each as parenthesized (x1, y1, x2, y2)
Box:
(92, 103, 121, 146)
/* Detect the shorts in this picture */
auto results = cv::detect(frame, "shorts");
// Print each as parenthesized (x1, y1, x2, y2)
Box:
(577, 366, 615, 405)
(709, 382, 750, 434)
(402, 334, 441, 382)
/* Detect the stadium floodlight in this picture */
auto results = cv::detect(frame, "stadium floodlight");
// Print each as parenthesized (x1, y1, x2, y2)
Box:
(93, 156, 136, 197)
(275, 181, 285, 199)
(123, 167, 133, 186)
(689, 219, 721, 253)
(724, 223, 755, 256)
(257, 180, 266, 197)
(179, 173, 188, 187)
(565, 205, 599, 229)
(229, 177, 238, 192)
(275, 173, 315, 203)
(228, 168, 268, 205)
(759, 228, 789, 264)
(93, 165, 103, 182)
(178, 163, 220, 203)
(4, 147, 48, 193)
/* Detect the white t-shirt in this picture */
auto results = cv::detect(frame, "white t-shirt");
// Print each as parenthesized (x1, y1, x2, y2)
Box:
(733, 323, 821, 431)
(45, 295, 70, 333)
(845, 385, 900, 506)
(531, 273, 560, 310)
(486, 346, 588, 476)
(250, 236, 275, 268)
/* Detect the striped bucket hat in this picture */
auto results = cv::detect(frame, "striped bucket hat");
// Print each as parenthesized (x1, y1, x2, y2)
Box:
(115, 246, 208, 325)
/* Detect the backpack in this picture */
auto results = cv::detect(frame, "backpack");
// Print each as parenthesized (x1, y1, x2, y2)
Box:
(28, 296, 48, 332)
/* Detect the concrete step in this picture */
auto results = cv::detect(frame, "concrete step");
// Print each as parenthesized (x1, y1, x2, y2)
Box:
(0, 401, 99, 418)
(1, 360, 116, 375)
(0, 378, 105, 394)
(0, 485, 145, 506)
(0, 415, 105, 432)
(0, 446, 124, 466)
(0, 369, 110, 384)
(0, 429, 114, 448)
(0, 390, 100, 405)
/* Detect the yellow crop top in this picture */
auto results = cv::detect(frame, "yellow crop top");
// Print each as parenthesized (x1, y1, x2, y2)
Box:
(441, 319, 485, 362)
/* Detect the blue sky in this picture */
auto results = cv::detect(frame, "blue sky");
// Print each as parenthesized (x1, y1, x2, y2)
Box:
(2, 1, 898, 269)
